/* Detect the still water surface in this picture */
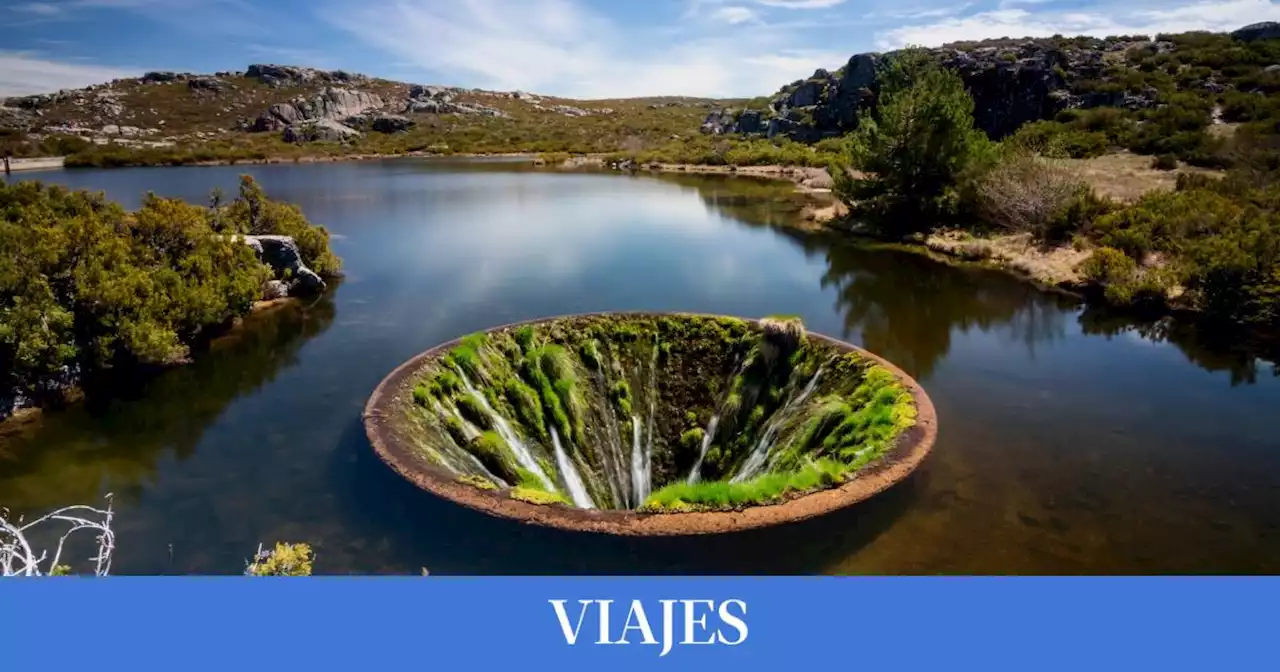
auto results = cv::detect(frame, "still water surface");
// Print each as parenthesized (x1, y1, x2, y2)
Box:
(3, 158, 1278, 574)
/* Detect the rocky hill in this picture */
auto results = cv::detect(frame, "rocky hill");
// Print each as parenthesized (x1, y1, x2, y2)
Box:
(0, 64, 726, 159)
(701, 22, 1280, 142)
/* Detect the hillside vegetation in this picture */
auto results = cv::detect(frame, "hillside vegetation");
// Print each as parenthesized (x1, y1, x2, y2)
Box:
(0, 65, 727, 167)
(826, 42, 1280, 333)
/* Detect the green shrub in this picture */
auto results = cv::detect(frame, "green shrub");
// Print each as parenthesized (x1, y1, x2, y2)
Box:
(1152, 154, 1179, 170)
(0, 179, 339, 410)
(1081, 247, 1138, 284)
(245, 542, 314, 576)
(1009, 121, 1109, 159)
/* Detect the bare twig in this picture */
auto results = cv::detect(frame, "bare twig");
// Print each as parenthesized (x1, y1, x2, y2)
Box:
(0, 495, 116, 576)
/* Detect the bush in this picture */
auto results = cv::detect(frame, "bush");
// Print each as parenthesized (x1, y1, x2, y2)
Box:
(1010, 121, 1110, 159)
(1152, 154, 1179, 170)
(1080, 247, 1139, 284)
(245, 542, 314, 576)
(224, 176, 341, 275)
(974, 152, 1091, 239)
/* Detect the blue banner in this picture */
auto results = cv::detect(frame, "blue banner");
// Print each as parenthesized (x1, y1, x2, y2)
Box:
(0, 578, 1272, 670)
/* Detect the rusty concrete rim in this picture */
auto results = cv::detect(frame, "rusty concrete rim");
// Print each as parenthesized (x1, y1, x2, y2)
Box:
(362, 312, 937, 536)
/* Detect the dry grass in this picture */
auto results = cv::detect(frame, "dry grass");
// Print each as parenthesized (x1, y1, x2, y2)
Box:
(1064, 151, 1223, 202)
(975, 153, 1086, 236)
(924, 230, 1093, 286)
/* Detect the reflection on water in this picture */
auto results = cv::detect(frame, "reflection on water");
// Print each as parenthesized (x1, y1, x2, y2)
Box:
(2, 159, 1278, 574)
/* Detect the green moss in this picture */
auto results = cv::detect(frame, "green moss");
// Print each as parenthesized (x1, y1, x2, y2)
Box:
(468, 431, 521, 484)
(504, 378, 547, 440)
(511, 487, 571, 506)
(412, 384, 431, 407)
(446, 332, 488, 379)
(642, 459, 845, 511)
(646, 363, 914, 510)
(513, 325, 536, 352)
(610, 380, 633, 416)
(454, 394, 492, 430)
(457, 474, 498, 490)
(579, 339, 602, 370)
(443, 417, 468, 446)
(434, 370, 461, 395)
(680, 428, 706, 451)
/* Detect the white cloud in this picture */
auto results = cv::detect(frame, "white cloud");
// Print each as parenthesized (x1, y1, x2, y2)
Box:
(877, 0, 1280, 49)
(754, 0, 847, 7)
(12, 2, 62, 14)
(328, 0, 841, 98)
(0, 53, 138, 96)
(713, 6, 760, 23)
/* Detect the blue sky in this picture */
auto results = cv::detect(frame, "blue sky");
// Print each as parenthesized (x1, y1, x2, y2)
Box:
(2, 0, 1278, 98)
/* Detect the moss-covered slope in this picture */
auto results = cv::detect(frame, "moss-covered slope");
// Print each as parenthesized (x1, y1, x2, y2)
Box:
(399, 314, 916, 512)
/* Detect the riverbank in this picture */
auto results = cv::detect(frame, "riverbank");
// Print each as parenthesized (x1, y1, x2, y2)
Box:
(3, 156, 66, 173)
(800, 152, 1230, 294)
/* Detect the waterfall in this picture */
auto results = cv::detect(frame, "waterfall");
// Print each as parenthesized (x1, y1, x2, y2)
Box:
(686, 415, 720, 484)
(551, 427, 595, 509)
(639, 342, 659, 504)
(630, 415, 648, 505)
(732, 366, 824, 483)
(595, 369, 628, 508)
(457, 370, 554, 491)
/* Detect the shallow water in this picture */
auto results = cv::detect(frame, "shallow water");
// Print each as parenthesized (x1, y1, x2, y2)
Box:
(3, 158, 1279, 574)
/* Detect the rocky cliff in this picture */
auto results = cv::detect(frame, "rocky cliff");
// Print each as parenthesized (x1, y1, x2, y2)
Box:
(703, 26, 1274, 142)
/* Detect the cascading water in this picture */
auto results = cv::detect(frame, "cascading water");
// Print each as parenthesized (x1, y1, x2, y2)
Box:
(457, 370, 554, 491)
(594, 369, 629, 508)
(551, 427, 595, 509)
(630, 415, 647, 505)
(733, 366, 824, 483)
(642, 342, 659, 503)
(686, 416, 720, 484)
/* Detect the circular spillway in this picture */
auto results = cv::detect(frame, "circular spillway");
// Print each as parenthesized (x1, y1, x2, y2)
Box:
(363, 313, 936, 535)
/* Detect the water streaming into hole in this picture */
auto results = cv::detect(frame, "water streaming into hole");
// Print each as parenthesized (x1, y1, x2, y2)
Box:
(457, 370, 554, 491)
(686, 416, 721, 484)
(630, 415, 647, 505)
(550, 427, 594, 508)
(733, 366, 824, 483)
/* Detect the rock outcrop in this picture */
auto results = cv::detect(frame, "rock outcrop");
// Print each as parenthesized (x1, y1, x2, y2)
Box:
(245, 64, 367, 88)
(704, 37, 1173, 142)
(241, 235, 326, 294)
(281, 118, 362, 143)
(370, 114, 414, 133)
(403, 85, 507, 117)
(1232, 22, 1280, 42)
(252, 87, 385, 133)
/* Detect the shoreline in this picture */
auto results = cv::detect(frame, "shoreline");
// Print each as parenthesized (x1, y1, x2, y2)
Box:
(0, 295, 308, 434)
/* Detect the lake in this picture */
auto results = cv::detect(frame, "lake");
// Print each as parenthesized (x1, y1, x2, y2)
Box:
(3, 158, 1279, 574)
